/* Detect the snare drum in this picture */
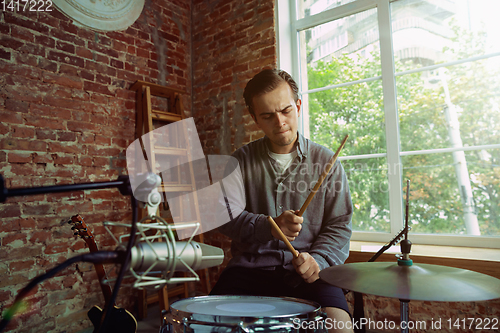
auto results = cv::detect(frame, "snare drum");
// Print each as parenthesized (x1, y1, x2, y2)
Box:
(161, 295, 327, 332)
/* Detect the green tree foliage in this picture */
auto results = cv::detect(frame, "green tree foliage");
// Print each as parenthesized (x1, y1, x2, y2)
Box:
(307, 26, 500, 235)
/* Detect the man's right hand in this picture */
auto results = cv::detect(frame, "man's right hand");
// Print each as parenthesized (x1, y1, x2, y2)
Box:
(272, 210, 303, 241)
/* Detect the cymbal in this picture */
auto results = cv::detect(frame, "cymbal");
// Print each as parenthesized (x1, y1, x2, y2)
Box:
(319, 262, 500, 302)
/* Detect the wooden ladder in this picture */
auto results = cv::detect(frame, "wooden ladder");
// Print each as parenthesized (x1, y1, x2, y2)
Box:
(130, 80, 211, 320)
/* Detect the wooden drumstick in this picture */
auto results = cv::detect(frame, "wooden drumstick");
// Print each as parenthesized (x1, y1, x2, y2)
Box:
(267, 216, 299, 259)
(297, 134, 348, 217)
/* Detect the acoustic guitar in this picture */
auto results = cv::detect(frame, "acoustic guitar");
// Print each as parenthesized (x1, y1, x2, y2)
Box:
(69, 214, 137, 333)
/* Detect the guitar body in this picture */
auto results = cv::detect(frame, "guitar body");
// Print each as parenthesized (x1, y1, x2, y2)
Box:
(69, 215, 137, 333)
(88, 305, 137, 333)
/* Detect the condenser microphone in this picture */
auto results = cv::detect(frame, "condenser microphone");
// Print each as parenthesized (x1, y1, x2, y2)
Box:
(129, 240, 224, 272)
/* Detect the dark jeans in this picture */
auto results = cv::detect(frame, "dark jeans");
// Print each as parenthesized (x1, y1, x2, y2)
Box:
(210, 266, 350, 315)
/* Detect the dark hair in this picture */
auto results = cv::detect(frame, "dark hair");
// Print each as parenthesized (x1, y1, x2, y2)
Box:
(243, 69, 299, 116)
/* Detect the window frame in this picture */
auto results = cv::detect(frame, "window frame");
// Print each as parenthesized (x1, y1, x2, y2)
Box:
(276, 0, 500, 248)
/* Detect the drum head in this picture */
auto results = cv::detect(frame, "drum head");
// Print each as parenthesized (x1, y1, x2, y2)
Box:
(171, 295, 319, 318)
(165, 296, 326, 332)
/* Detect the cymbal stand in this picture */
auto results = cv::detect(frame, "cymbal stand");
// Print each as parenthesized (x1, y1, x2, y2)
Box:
(400, 299, 410, 333)
(397, 180, 412, 333)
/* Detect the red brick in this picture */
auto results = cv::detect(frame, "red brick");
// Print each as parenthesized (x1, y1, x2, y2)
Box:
(42, 72, 83, 89)
(52, 154, 75, 165)
(14, 51, 39, 67)
(87, 146, 121, 157)
(76, 46, 93, 59)
(22, 203, 53, 216)
(38, 58, 58, 72)
(20, 42, 46, 59)
(113, 40, 127, 52)
(79, 156, 92, 167)
(8, 151, 33, 163)
(0, 35, 25, 50)
(35, 34, 56, 48)
(5, 99, 29, 113)
(0, 204, 22, 219)
(59, 63, 79, 77)
(37, 11, 60, 29)
(54, 201, 93, 215)
(88, 41, 119, 59)
(3, 233, 27, 246)
(261, 46, 275, 57)
(95, 135, 112, 146)
(136, 48, 149, 58)
(0, 290, 11, 302)
(50, 29, 85, 47)
(93, 52, 110, 65)
(47, 50, 85, 68)
(48, 142, 85, 155)
(78, 133, 95, 144)
(43, 96, 81, 111)
(11, 25, 35, 43)
(36, 129, 56, 140)
(57, 131, 77, 142)
(84, 60, 116, 77)
(0, 22, 10, 34)
(86, 189, 118, 200)
(96, 74, 111, 85)
(1, 138, 47, 152)
(116, 69, 142, 82)
(83, 80, 115, 96)
(33, 153, 53, 164)
(59, 20, 78, 35)
(0, 61, 41, 80)
(66, 121, 99, 134)
(9, 259, 35, 271)
(44, 243, 70, 255)
(110, 58, 124, 69)
(80, 69, 95, 81)
(0, 49, 10, 60)
(106, 31, 135, 45)
(55, 40, 76, 54)
(93, 157, 107, 167)
(24, 114, 67, 130)
(11, 126, 35, 139)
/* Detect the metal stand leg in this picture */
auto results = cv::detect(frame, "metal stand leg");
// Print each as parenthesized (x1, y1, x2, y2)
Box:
(400, 299, 410, 333)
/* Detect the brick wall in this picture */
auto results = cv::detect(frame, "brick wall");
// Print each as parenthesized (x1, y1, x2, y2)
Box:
(0, 1, 191, 332)
(191, 0, 277, 285)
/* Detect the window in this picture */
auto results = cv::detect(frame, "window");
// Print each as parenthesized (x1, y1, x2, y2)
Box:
(277, 0, 500, 247)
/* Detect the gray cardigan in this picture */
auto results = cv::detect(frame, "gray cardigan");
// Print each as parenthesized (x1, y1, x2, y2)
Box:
(218, 132, 353, 274)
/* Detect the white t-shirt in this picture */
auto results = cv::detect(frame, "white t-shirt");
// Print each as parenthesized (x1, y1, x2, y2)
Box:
(268, 150, 298, 172)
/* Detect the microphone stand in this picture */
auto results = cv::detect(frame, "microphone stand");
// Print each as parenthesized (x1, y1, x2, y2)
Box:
(0, 174, 148, 333)
(0, 174, 132, 202)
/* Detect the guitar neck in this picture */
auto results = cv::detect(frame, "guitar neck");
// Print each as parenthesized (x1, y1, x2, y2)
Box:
(93, 258, 114, 305)
(71, 215, 115, 306)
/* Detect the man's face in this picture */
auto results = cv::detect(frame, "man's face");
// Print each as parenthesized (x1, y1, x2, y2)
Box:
(251, 82, 301, 154)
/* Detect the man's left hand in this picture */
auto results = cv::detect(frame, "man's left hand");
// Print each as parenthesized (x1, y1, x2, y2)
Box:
(292, 252, 320, 283)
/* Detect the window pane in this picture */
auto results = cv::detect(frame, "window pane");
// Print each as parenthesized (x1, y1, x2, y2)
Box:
(391, 0, 500, 71)
(343, 157, 390, 232)
(401, 149, 500, 236)
(297, 0, 357, 20)
(306, 81, 388, 233)
(397, 56, 500, 151)
(306, 80, 386, 155)
(299, 7, 381, 91)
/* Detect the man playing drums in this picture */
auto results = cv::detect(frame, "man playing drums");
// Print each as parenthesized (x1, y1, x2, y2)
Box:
(211, 69, 354, 333)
